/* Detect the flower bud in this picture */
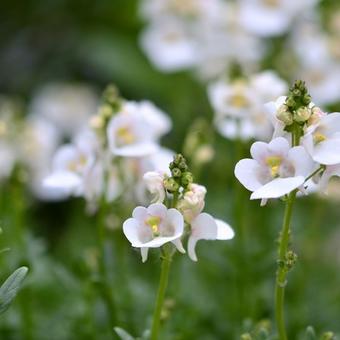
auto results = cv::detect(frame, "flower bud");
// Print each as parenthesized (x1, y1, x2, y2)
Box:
(90, 115, 105, 130)
(302, 94, 312, 106)
(143, 171, 165, 203)
(181, 171, 193, 187)
(163, 177, 179, 193)
(294, 106, 311, 123)
(276, 104, 293, 125)
(177, 183, 206, 223)
(286, 96, 295, 108)
(171, 167, 182, 178)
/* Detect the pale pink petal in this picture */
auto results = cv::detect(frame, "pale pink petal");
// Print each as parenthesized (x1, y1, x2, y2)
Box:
(268, 137, 290, 156)
(235, 159, 263, 191)
(113, 142, 159, 157)
(313, 139, 340, 165)
(288, 146, 316, 177)
(132, 206, 148, 221)
(250, 176, 305, 200)
(172, 238, 185, 253)
(215, 219, 234, 240)
(148, 203, 168, 219)
(250, 141, 269, 162)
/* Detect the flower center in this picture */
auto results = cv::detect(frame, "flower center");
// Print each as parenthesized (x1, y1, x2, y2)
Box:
(262, 0, 280, 8)
(116, 126, 135, 145)
(266, 155, 282, 178)
(228, 93, 249, 109)
(146, 216, 161, 237)
(313, 132, 326, 144)
(67, 154, 87, 173)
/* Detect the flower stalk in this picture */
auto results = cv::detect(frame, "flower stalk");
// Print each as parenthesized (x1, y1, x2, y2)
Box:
(274, 189, 296, 340)
(150, 245, 173, 340)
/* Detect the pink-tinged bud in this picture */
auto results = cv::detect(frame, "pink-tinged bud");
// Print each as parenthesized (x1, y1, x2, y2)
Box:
(178, 183, 206, 223)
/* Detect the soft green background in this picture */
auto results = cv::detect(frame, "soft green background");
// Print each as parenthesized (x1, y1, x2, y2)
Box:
(1, 1, 340, 339)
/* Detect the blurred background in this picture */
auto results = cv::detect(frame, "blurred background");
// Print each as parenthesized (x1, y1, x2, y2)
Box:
(1, 0, 340, 339)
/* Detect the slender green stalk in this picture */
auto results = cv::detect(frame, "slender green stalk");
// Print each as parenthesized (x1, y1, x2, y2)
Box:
(150, 250, 172, 340)
(95, 198, 117, 327)
(274, 190, 297, 340)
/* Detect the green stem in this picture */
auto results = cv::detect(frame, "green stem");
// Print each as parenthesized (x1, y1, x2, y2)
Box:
(275, 190, 297, 340)
(96, 199, 117, 327)
(150, 250, 172, 340)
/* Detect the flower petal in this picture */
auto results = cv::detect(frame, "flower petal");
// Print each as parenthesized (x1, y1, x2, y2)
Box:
(234, 159, 263, 191)
(172, 238, 185, 253)
(288, 146, 316, 177)
(250, 176, 305, 200)
(313, 139, 340, 165)
(113, 142, 159, 157)
(141, 248, 149, 263)
(215, 219, 234, 240)
(187, 213, 218, 262)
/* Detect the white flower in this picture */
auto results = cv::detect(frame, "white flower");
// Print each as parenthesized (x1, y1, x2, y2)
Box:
(318, 164, 340, 193)
(187, 213, 234, 261)
(208, 71, 287, 141)
(43, 143, 94, 197)
(302, 112, 340, 165)
(123, 203, 185, 262)
(140, 21, 198, 72)
(107, 100, 171, 157)
(235, 137, 315, 202)
(177, 183, 206, 223)
(239, 0, 316, 37)
(143, 171, 166, 203)
(30, 83, 98, 137)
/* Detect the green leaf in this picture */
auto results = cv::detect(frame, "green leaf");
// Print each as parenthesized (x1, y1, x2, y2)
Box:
(114, 327, 135, 340)
(0, 266, 28, 315)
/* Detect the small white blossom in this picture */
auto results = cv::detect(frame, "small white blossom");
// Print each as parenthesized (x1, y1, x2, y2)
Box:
(123, 203, 185, 262)
(187, 213, 234, 261)
(143, 171, 166, 203)
(107, 101, 171, 157)
(302, 112, 340, 165)
(235, 137, 315, 203)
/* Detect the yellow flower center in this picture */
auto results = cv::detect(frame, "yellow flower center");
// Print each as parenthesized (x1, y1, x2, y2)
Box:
(229, 93, 249, 108)
(67, 155, 87, 172)
(266, 156, 282, 178)
(313, 132, 326, 144)
(116, 126, 135, 145)
(262, 0, 280, 8)
(146, 216, 161, 237)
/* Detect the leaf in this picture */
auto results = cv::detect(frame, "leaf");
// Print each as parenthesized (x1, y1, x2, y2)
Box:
(114, 327, 135, 340)
(0, 266, 28, 315)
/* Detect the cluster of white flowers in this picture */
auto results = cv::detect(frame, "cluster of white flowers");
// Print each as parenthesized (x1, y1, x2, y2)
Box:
(43, 85, 174, 208)
(123, 154, 234, 262)
(139, 0, 317, 80)
(0, 83, 99, 200)
(208, 70, 288, 141)
(289, 18, 340, 106)
(235, 81, 340, 205)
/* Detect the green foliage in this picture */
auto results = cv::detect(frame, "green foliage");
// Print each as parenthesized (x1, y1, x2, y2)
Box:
(0, 267, 28, 315)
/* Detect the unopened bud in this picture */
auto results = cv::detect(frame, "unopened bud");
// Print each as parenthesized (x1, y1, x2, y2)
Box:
(286, 96, 295, 108)
(276, 104, 293, 125)
(181, 171, 193, 187)
(294, 106, 311, 123)
(321, 332, 335, 340)
(163, 177, 179, 193)
(171, 167, 181, 178)
(99, 104, 113, 118)
(90, 115, 104, 130)
(285, 250, 297, 270)
(302, 94, 312, 106)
